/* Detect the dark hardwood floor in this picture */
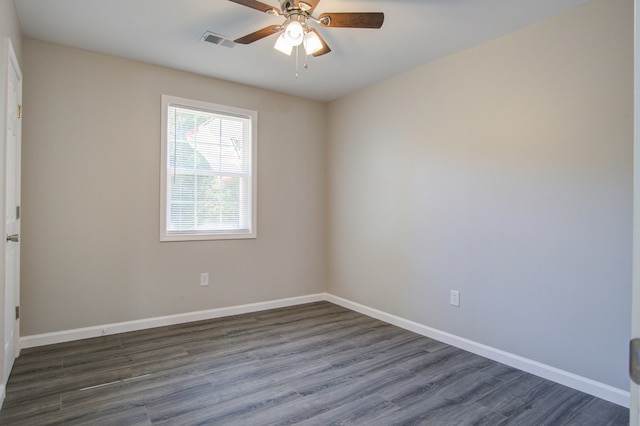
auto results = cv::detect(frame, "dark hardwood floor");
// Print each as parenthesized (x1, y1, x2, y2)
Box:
(0, 302, 629, 425)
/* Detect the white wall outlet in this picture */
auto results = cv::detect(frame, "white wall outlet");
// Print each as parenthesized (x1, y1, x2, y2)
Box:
(450, 290, 460, 307)
(200, 272, 209, 286)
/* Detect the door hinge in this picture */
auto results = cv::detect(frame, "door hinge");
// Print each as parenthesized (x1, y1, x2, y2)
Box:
(15, 306, 19, 320)
(16, 205, 20, 220)
(17, 104, 22, 119)
(631, 339, 640, 384)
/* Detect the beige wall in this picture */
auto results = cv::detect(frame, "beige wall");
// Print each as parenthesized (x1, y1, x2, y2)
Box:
(0, 0, 22, 64)
(327, 0, 632, 390)
(21, 40, 327, 335)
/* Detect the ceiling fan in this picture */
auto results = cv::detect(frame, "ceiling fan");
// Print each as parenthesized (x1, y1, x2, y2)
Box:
(228, 0, 384, 57)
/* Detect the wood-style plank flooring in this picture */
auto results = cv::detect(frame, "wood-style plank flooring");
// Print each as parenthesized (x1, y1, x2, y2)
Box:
(0, 302, 629, 425)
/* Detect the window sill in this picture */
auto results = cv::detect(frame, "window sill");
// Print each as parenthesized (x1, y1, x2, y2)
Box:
(160, 231, 256, 242)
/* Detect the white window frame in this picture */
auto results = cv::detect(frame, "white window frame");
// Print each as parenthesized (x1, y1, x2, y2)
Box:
(160, 95, 257, 241)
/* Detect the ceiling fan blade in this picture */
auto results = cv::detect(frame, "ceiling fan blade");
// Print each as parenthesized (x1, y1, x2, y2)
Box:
(228, 0, 278, 14)
(318, 12, 384, 29)
(310, 28, 331, 57)
(234, 25, 281, 44)
(295, 0, 321, 13)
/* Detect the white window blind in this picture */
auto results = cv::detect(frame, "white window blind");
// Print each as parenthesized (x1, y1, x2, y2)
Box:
(161, 96, 257, 241)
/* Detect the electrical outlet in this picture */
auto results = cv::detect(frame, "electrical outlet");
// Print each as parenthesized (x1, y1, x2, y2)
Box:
(200, 272, 209, 286)
(450, 290, 460, 307)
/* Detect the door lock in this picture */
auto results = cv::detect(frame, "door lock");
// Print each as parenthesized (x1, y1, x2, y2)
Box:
(6, 234, 18, 243)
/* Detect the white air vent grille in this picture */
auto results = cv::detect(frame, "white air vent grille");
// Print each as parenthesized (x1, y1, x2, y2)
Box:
(201, 32, 236, 48)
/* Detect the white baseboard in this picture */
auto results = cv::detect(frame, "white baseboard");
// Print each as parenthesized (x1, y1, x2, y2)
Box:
(20, 294, 325, 349)
(0, 384, 4, 410)
(325, 294, 630, 408)
(18, 292, 629, 408)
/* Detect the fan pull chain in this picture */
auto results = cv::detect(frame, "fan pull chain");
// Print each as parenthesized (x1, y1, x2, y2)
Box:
(303, 37, 308, 70)
(295, 45, 299, 79)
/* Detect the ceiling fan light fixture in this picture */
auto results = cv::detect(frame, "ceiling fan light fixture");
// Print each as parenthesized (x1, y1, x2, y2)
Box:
(274, 33, 293, 55)
(298, 1, 313, 11)
(303, 30, 322, 55)
(284, 20, 304, 46)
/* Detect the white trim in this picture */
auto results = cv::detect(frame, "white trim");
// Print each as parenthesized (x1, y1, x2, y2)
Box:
(325, 294, 630, 408)
(20, 294, 324, 349)
(18, 292, 629, 408)
(0, 383, 5, 411)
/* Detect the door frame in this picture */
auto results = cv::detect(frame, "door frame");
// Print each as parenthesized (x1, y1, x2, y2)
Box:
(632, 0, 640, 424)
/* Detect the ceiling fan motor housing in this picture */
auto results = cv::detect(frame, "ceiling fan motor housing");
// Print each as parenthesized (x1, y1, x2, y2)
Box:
(280, 1, 297, 12)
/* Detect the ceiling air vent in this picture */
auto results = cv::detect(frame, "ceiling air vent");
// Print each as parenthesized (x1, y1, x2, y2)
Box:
(201, 31, 236, 48)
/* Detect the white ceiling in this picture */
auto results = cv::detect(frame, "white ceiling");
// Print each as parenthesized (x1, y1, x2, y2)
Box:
(14, 0, 592, 102)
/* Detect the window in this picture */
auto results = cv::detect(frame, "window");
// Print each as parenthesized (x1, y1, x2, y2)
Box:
(161, 95, 257, 241)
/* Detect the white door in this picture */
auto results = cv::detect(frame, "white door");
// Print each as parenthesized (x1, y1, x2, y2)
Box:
(632, 1, 640, 424)
(0, 38, 21, 401)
